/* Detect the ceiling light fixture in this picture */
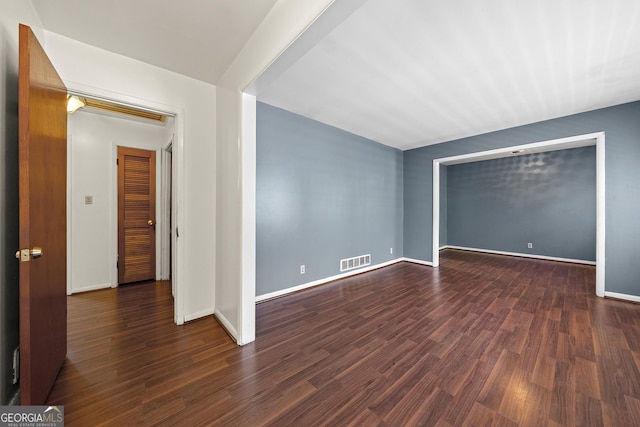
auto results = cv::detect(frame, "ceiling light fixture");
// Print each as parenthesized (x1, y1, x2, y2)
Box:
(82, 98, 167, 122)
(67, 95, 86, 114)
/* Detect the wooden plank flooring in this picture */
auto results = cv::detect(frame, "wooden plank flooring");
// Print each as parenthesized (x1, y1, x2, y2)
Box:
(46, 249, 640, 426)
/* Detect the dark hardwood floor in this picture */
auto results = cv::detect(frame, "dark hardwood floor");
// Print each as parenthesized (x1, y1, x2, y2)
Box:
(47, 249, 640, 426)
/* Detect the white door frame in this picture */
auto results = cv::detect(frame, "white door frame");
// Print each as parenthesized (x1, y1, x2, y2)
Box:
(432, 131, 605, 297)
(65, 85, 186, 325)
(162, 140, 173, 295)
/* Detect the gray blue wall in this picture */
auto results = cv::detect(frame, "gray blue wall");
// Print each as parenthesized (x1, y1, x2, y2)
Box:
(445, 147, 596, 261)
(256, 103, 403, 296)
(404, 101, 640, 296)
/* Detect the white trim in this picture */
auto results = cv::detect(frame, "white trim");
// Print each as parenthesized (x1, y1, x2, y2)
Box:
(173, 112, 185, 325)
(256, 258, 404, 303)
(155, 148, 163, 280)
(432, 160, 440, 268)
(401, 257, 434, 267)
(435, 132, 603, 166)
(184, 308, 216, 323)
(443, 245, 596, 265)
(68, 282, 112, 295)
(239, 93, 257, 345)
(595, 134, 606, 297)
(66, 134, 73, 296)
(160, 148, 172, 281)
(604, 292, 640, 304)
(214, 309, 238, 339)
(433, 132, 605, 297)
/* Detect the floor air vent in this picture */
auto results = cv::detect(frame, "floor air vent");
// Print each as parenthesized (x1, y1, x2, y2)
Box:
(340, 254, 371, 272)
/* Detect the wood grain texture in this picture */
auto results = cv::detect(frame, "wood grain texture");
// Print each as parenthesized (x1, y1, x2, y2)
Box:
(117, 147, 156, 284)
(47, 250, 640, 426)
(18, 23, 67, 405)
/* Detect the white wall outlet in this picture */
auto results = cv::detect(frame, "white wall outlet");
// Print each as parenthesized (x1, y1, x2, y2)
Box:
(390, 247, 393, 254)
(527, 243, 533, 249)
(300, 265, 305, 274)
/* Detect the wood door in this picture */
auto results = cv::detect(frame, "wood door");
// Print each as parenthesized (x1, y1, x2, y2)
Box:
(18, 24, 68, 405)
(118, 147, 156, 284)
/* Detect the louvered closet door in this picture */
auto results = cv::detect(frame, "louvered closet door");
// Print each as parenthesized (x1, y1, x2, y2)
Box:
(118, 147, 156, 284)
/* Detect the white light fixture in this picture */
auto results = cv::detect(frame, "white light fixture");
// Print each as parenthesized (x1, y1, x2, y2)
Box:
(67, 95, 86, 113)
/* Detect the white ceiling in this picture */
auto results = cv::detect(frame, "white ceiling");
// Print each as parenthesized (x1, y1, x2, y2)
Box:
(33, 0, 640, 151)
(31, 0, 279, 84)
(257, 0, 640, 150)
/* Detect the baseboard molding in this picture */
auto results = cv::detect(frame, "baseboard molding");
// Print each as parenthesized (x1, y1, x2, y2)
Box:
(68, 282, 113, 295)
(184, 307, 215, 323)
(604, 291, 640, 304)
(401, 257, 434, 267)
(443, 245, 596, 266)
(256, 258, 406, 303)
(214, 309, 238, 342)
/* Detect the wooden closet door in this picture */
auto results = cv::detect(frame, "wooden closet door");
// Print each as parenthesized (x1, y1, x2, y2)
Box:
(118, 147, 156, 284)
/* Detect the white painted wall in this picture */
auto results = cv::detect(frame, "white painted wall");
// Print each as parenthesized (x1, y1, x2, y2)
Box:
(215, 0, 337, 344)
(67, 111, 173, 294)
(41, 30, 217, 323)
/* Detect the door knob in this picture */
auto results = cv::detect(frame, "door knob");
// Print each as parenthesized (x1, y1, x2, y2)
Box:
(148, 220, 154, 226)
(30, 247, 43, 258)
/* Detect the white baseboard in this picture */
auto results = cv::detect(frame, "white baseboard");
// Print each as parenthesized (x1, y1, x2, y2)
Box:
(68, 282, 113, 295)
(401, 257, 434, 267)
(256, 258, 406, 303)
(443, 245, 596, 266)
(184, 307, 215, 322)
(604, 291, 640, 303)
(214, 309, 238, 340)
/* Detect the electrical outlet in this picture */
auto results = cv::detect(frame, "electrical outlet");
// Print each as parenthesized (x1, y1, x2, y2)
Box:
(527, 243, 533, 249)
(390, 247, 393, 254)
(300, 265, 305, 274)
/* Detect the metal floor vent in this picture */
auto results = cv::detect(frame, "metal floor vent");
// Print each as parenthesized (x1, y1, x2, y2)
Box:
(340, 254, 371, 272)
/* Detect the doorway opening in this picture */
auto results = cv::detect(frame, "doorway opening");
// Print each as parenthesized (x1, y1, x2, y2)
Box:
(66, 90, 184, 324)
(432, 131, 605, 297)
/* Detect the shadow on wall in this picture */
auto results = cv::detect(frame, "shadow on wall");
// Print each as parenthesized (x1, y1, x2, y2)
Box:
(0, 26, 21, 405)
